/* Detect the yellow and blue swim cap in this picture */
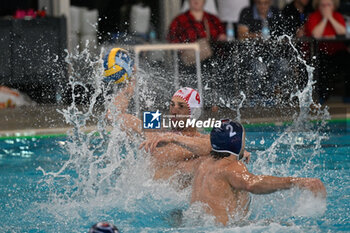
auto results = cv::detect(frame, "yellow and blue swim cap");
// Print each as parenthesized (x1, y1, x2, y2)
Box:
(103, 48, 134, 84)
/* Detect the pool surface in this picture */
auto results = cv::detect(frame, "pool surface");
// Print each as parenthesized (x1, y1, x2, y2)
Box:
(0, 122, 349, 232)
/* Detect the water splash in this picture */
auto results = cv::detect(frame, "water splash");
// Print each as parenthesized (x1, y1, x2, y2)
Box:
(252, 36, 330, 176)
(34, 35, 332, 231)
(38, 47, 131, 203)
(235, 91, 246, 122)
(34, 46, 190, 232)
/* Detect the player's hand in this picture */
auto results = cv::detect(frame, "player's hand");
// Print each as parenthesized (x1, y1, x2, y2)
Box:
(242, 150, 251, 164)
(124, 78, 136, 96)
(294, 178, 327, 198)
(106, 109, 112, 121)
(218, 33, 227, 41)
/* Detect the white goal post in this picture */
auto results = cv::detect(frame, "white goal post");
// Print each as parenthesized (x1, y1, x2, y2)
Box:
(133, 43, 202, 115)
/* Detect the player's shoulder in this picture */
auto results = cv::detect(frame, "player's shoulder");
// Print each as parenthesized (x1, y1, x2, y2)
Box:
(221, 158, 248, 173)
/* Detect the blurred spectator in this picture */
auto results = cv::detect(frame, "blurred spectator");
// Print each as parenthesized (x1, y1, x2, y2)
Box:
(237, 0, 293, 105)
(305, 0, 346, 41)
(0, 0, 37, 18)
(167, 0, 226, 108)
(305, 0, 349, 103)
(217, 0, 250, 39)
(237, 0, 284, 40)
(167, 0, 226, 44)
(282, 0, 313, 37)
(181, 0, 219, 16)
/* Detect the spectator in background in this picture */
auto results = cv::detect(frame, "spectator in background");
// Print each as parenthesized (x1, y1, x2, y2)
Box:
(217, 0, 250, 36)
(237, 0, 284, 40)
(282, 0, 313, 37)
(167, 0, 226, 44)
(0, 0, 37, 18)
(305, 0, 349, 103)
(237, 0, 290, 106)
(305, 0, 346, 40)
(167, 0, 226, 109)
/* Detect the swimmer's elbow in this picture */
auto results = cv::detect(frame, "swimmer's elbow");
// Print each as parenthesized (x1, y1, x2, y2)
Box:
(245, 183, 269, 194)
(237, 178, 256, 193)
(244, 182, 258, 193)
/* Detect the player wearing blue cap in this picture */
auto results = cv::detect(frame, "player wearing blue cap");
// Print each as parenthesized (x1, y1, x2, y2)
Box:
(89, 222, 120, 233)
(176, 119, 326, 225)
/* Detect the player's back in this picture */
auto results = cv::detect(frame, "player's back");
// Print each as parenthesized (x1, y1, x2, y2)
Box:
(191, 157, 250, 225)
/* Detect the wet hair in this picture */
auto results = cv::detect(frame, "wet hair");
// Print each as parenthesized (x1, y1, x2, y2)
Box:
(312, 0, 340, 9)
(210, 150, 231, 159)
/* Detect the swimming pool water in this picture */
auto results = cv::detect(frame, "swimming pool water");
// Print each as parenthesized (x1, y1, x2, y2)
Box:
(0, 124, 349, 232)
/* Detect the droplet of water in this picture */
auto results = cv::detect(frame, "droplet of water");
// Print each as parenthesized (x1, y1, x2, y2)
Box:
(295, 137, 304, 145)
(260, 138, 265, 145)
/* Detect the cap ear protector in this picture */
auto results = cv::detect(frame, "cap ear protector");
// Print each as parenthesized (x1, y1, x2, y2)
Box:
(172, 87, 203, 119)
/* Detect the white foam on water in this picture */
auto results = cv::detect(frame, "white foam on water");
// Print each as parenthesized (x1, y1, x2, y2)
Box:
(292, 190, 327, 217)
(181, 202, 217, 227)
(235, 91, 246, 123)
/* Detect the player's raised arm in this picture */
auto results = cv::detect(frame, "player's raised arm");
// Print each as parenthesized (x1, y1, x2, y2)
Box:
(224, 161, 326, 197)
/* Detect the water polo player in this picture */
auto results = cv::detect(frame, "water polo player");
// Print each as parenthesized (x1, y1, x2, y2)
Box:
(89, 222, 120, 233)
(170, 119, 326, 225)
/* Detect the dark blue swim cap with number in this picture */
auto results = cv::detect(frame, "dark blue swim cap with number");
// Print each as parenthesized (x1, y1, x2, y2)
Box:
(89, 222, 120, 233)
(210, 119, 245, 159)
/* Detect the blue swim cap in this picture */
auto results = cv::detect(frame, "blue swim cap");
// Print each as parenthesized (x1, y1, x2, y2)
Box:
(103, 48, 134, 84)
(89, 222, 120, 233)
(210, 119, 245, 159)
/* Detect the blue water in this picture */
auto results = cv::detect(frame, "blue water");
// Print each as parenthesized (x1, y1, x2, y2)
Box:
(0, 123, 349, 232)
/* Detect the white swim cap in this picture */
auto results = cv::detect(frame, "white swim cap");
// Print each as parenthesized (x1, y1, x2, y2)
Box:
(172, 87, 203, 119)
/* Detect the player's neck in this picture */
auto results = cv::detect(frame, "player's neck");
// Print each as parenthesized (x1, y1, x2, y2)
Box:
(223, 155, 238, 162)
